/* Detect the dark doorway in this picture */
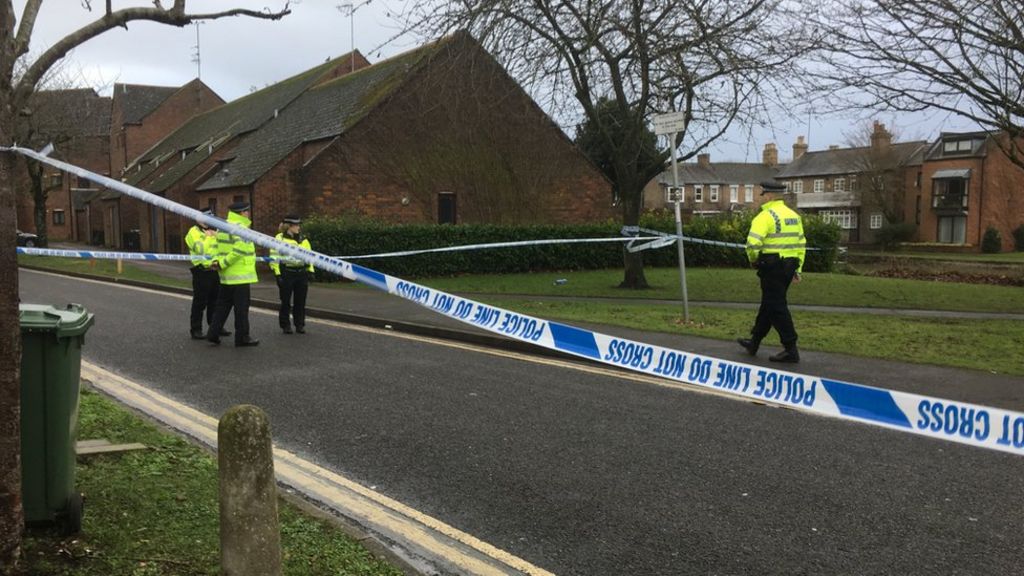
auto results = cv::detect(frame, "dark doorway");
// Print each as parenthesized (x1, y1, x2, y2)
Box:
(438, 192, 456, 225)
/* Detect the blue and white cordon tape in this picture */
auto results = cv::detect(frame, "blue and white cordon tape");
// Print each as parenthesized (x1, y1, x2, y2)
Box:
(6, 145, 1023, 456)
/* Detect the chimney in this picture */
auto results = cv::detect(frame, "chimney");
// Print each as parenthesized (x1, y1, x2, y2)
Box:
(697, 153, 711, 167)
(871, 121, 892, 150)
(793, 136, 808, 160)
(762, 143, 778, 167)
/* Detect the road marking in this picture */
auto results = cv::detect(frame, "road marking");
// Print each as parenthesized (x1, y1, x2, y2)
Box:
(81, 361, 556, 576)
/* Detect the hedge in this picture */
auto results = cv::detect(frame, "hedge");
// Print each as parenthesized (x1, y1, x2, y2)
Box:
(304, 210, 841, 279)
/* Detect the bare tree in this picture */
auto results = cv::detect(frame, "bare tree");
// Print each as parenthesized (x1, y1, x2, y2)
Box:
(816, 0, 1024, 169)
(0, 2, 290, 572)
(396, 0, 815, 288)
(843, 121, 922, 224)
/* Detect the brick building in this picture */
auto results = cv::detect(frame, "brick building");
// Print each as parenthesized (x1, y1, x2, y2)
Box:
(643, 144, 783, 213)
(13, 80, 220, 246)
(125, 32, 613, 253)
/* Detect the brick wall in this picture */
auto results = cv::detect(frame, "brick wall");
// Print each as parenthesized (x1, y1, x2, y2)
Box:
(279, 34, 613, 228)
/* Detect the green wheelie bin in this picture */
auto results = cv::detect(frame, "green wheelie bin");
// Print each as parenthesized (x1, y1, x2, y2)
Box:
(19, 303, 95, 534)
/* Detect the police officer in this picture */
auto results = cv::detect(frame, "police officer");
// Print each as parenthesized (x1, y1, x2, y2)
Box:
(270, 214, 314, 334)
(184, 208, 228, 339)
(207, 200, 259, 347)
(737, 180, 806, 363)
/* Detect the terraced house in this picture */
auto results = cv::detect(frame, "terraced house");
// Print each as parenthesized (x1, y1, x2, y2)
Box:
(121, 31, 613, 253)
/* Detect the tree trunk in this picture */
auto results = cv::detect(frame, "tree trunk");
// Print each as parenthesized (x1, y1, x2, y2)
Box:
(28, 160, 47, 245)
(618, 182, 649, 289)
(0, 147, 24, 574)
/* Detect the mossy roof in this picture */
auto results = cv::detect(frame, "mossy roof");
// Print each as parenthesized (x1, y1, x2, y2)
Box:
(197, 39, 446, 191)
(125, 55, 357, 192)
(114, 83, 179, 125)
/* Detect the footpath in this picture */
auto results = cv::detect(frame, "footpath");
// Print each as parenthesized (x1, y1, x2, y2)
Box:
(22, 256, 1024, 411)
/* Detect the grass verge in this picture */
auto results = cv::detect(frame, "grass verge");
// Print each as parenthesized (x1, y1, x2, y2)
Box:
(18, 255, 189, 290)
(420, 267, 1024, 314)
(20, 388, 404, 576)
(481, 297, 1024, 377)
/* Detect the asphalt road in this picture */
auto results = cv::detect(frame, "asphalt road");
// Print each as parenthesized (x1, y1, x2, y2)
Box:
(20, 269, 1024, 576)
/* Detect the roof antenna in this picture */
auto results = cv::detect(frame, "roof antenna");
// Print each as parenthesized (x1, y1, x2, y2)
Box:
(191, 22, 204, 80)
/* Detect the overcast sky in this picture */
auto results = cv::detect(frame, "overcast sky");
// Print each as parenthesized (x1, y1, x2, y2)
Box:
(17, 0, 977, 164)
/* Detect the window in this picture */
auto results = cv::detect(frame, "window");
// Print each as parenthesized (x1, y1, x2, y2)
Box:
(819, 209, 857, 229)
(850, 175, 858, 191)
(207, 198, 217, 216)
(438, 192, 457, 224)
(813, 179, 825, 193)
(710, 185, 719, 202)
(785, 181, 793, 192)
(942, 139, 974, 155)
(870, 213, 883, 229)
(52, 209, 65, 225)
(915, 172, 921, 188)
(76, 176, 92, 189)
(232, 195, 245, 203)
(694, 185, 703, 203)
(937, 216, 966, 243)
(49, 173, 63, 188)
(744, 185, 754, 203)
(792, 180, 804, 194)
(729, 185, 738, 203)
(932, 178, 968, 209)
(834, 177, 846, 192)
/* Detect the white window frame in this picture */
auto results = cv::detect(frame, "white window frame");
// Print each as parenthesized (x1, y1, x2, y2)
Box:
(793, 180, 804, 194)
(710, 184, 719, 202)
(850, 175, 858, 191)
(813, 179, 825, 193)
(694, 184, 703, 203)
(834, 177, 846, 193)
(870, 213, 883, 229)
(744, 184, 753, 203)
(820, 209, 858, 230)
(729, 185, 738, 203)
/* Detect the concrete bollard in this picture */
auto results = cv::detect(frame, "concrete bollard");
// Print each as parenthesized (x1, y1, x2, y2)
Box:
(218, 405, 283, 576)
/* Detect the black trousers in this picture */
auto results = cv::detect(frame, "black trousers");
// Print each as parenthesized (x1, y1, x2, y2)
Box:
(208, 283, 251, 343)
(750, 255, 799, 347)
(277, 269, 308, 329)
(189, 267, 220, 332)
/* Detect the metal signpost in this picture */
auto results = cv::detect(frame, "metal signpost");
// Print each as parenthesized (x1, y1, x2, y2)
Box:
(652, 112, 690, 323)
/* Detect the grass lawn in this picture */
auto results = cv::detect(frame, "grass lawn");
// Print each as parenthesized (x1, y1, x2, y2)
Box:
(420, 267, 1024, 313)
(18, 255, 189, 290)
(480, 298, 1024, 377)
(21, 388, 403, 576)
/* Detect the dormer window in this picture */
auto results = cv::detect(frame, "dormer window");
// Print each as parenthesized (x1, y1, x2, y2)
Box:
(942, 139, 975, 155)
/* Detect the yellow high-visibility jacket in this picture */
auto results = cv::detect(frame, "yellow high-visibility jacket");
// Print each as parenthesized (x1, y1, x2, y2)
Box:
(269, 232, 314, 276)
(745, 200, 806, 273)
(215, 211, 258, 285)
(184, 225, 217, 268)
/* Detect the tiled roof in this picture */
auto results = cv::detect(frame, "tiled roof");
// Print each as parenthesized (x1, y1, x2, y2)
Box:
(27, 88, 111, 139)
(655, 162, 781, 186)
(126, 54, 362, 192)
(776, 141, 927, 178)
(198, 38, 446, 191)
(114, 83, 178, 125)
(922, 131, 991, 161)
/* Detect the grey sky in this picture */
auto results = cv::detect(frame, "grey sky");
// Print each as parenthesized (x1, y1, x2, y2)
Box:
(16, 0, 978, 164)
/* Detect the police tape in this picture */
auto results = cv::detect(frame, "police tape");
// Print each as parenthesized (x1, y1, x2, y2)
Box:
(620, 225, 823, 252)
(6, 145, 1023, 457)
(18, 246, 282, 263)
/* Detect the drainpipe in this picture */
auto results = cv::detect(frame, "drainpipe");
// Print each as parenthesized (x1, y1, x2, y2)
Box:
(978, 153, 985, 247)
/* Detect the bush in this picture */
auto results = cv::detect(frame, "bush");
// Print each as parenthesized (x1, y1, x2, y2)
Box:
(304, 211, 841, 278)
(981, 226, 1002, 253)
(874, 222, 917, 250)
(1013, 224, 1024, 251)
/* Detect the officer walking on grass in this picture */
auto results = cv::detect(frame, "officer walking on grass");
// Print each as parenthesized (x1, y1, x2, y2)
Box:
(270, 214, 314, 334)
(185, 208, 228, 340)
(207, 200, 259, 347)
(737, 180, 806, 363)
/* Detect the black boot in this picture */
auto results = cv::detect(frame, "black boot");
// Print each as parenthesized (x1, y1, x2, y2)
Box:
(190, 329, 205, 340)
(769, 346, 800, 363)
(282, 326, 293, 334)
(737, 338, 759, 356)
(235, 337, 260, 347)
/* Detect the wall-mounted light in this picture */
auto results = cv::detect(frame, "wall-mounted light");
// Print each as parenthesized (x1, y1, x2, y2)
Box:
(401, 197, 410, 206)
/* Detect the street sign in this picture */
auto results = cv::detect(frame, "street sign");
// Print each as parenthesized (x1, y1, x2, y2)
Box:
(652, 111, 688, 135)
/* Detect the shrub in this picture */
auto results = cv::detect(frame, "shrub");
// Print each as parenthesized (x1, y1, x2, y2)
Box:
(981, 226, 1002, 253)
(1013, 224, 1024, 251)
(303, 211, 840, 278)
(874, 222, 917, 250)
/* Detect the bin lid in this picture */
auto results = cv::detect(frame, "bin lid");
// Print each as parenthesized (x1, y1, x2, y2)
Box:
(19, 303, 95, 337)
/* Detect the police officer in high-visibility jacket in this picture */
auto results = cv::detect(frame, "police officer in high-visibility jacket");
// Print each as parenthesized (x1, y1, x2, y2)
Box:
(207, 200, 260, 347)
(737, 180, 806, 363)
(184, 208, 227, 340)
(270, 214, 314, 334)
